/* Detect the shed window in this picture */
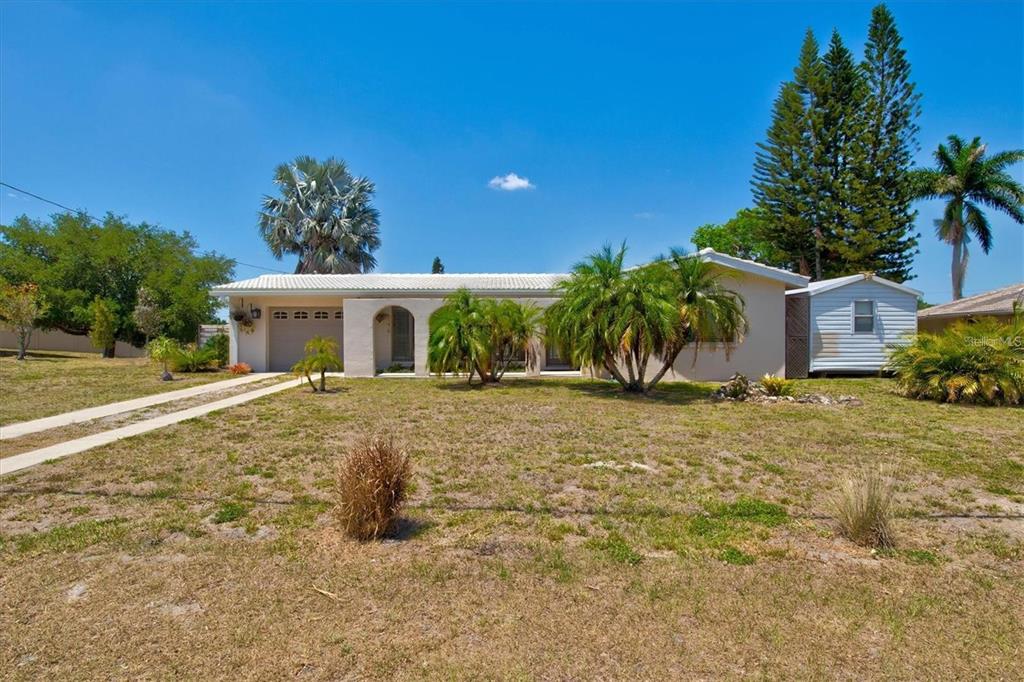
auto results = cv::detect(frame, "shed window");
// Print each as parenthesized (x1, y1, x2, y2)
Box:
(293, 311, 309, 320)
(853, 300, 875, 333)
(272, 311, 287, 320)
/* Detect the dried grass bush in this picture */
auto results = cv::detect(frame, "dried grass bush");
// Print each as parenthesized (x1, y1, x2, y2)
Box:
(833, 466, 896, 549)
(335, 435, 412, 541)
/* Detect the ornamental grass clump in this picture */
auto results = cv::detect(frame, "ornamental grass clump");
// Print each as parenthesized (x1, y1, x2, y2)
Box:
(833, 466, 896, 549)
(335, 435, 412, 541)
(887, 312, 1023, 406)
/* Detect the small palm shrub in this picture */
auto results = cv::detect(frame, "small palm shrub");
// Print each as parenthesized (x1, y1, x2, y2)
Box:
(887, 313, 1023, 405)
(203, 333, 229, 368)
(228, 362, 252, 375)
(169, 343, 219, 372)
(759, 374, 793, 396)
(147, 336, 181, 380)
(833, 466, 896, 549)
(292, 335, 343, 392)
(335, 435, 412, 541)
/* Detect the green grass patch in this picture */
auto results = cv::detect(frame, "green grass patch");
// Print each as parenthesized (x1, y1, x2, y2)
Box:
(708, 497, 788, 526)
(719, 546, 756, 565)
(9, 518, 129, 554)
(212, 501, 249, 524)
(587, 532, 643, 565)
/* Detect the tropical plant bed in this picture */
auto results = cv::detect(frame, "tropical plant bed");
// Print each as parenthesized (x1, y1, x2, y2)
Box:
(711, 374, 864, 406)
(0, 377, 1020, 678)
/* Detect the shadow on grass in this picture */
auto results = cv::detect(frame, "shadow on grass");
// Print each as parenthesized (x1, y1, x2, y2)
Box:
(433, 376, 714, 405)
(390, 515, 435, 541)
(0, 350, 91, 361)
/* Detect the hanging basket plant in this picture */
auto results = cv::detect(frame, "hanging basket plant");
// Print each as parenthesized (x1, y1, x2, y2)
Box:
(230, 307, 255, 335)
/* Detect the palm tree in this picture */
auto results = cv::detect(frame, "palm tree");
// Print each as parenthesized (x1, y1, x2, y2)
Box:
(545, 245, 747, 393)
(427, 289, 540, 384)
(259, 156, 381, 274)
(647, 250, 747, 386)
(292, 335, 343, 392)
(911, 136, 1024, 300)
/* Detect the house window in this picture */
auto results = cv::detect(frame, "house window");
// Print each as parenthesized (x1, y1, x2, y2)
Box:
(853, 300, 875, 333)
(294, 311, 309, 320)
(314, 311, 328, 319)
(272, 311, 287, 320)
(391, 307, 413, 362)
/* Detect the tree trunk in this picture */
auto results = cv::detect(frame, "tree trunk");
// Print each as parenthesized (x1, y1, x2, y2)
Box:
(320, 369, 327, 393)
(951, 238, 963, 300)
(102, 342, 116, 358)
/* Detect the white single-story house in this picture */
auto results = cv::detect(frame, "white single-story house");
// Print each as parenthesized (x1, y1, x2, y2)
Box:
(210, 249, 810, 380)
(784, 273, 921, 377)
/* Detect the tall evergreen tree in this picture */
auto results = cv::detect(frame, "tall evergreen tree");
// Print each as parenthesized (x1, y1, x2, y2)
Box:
(818, 30, 866, 279)
(753, 81, 816, 276)
(844, 3, 921, 281)
(791, 29, 829, 279)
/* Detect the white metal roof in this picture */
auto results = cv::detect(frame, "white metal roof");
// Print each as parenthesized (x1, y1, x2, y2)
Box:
(212, 249, 809, 296)
(210, 273, 568, 296)
(696, 248, 810, 288)
(786, 273, 922, 297)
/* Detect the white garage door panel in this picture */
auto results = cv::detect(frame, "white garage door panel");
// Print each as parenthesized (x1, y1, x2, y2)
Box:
(268, 307, 343, 372)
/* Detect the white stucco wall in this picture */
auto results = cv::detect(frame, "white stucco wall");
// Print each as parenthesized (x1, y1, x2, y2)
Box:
(583, 268, 788, 382)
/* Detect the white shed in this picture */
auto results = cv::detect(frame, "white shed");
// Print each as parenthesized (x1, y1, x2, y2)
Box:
(785, 273, 921, 376)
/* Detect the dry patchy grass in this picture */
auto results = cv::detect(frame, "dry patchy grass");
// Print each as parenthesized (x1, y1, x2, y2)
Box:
(0, 350, 232, 426)
(1, 376, 1022, 679)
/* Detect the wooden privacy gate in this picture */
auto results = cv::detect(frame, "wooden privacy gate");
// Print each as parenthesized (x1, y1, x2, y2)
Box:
(785, 294, 810, 378)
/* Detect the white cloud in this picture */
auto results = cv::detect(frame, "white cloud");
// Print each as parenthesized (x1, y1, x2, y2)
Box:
(633, 211, 656, 220)
(488, 172, 535, 191)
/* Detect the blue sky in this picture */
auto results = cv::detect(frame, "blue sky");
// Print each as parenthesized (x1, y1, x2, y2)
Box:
(1, 1, 1021, 303)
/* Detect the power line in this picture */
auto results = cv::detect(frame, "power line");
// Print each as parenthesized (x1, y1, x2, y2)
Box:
(0, 180, 290, 275)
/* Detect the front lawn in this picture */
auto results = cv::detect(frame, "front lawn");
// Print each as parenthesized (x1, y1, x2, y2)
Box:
(1, 377, 1021, 678)
(0, 350, 234, 425)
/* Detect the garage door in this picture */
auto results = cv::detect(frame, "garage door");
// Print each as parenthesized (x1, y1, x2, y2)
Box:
(268, 307, 343, 372)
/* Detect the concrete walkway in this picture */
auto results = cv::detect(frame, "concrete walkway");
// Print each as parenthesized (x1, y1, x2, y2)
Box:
(0, 372, 283, 440)
(0, 378, 299, 476)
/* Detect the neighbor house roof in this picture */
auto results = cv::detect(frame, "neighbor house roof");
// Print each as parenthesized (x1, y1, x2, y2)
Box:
(786, 273, 922, 297)
(210, 273, 568, 296)
(917, 283, 1024, 319)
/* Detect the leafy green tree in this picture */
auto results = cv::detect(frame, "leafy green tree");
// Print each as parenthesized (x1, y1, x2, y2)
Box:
(844, 3, 921, 281)
(431, 257, 445, 274)
(0, 212, 233, 352)
(427, 289, 540, 384)
(89, 297, 117, 357)
(259, 156, 381, 274)
(292, 335, 343, 392)
(0, 282, 47, 360)
(545, 245, 746, 393)
(910, 136, 1024, 299)
(691, 208, 787, 266)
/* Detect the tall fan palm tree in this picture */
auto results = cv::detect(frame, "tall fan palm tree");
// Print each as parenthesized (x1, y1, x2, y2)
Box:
(911, 136, 1024, 300)
(258, 156, 381, 274)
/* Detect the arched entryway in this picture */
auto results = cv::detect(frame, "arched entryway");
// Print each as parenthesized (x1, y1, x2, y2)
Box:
(372, 305, 415, 372)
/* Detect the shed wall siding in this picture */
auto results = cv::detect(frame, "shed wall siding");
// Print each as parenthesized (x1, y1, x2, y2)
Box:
(809, 280, 917, 372)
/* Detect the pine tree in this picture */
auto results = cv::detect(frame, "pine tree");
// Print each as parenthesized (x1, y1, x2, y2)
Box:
(431, 256, 445, 274)
(817, 30, 867, 279)
(753, 80, 816, 276)
(845, 3, 921, 281)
